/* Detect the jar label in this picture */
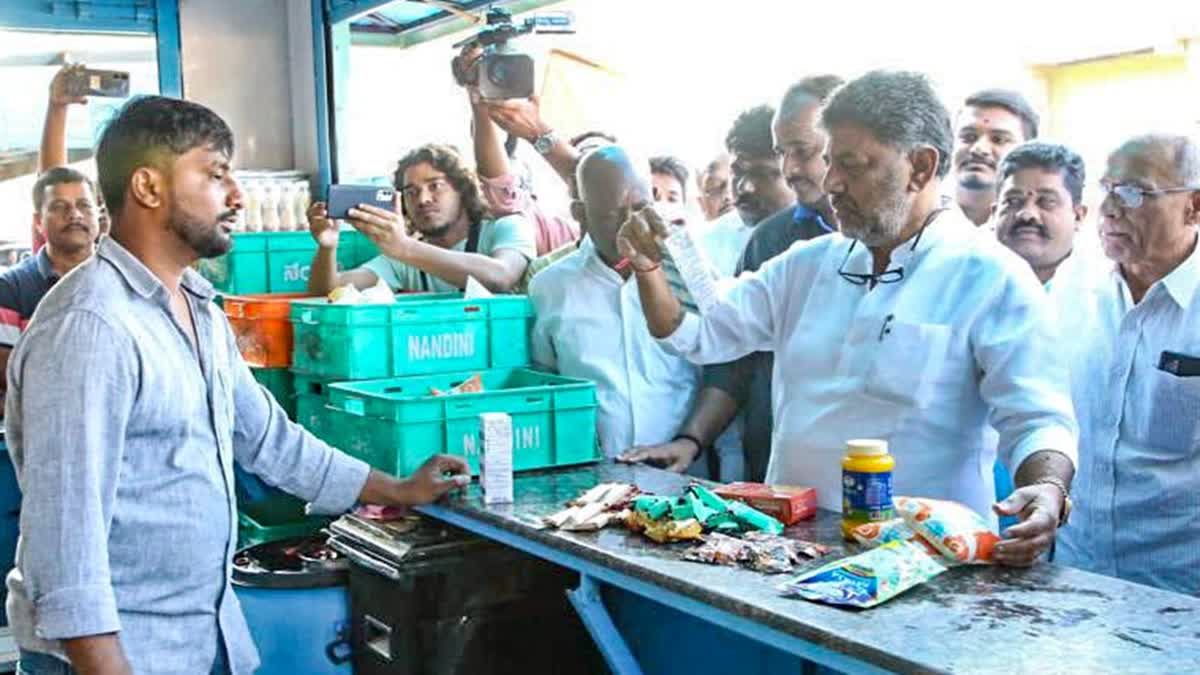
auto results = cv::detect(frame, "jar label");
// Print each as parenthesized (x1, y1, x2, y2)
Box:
(843, 470, 895, 522)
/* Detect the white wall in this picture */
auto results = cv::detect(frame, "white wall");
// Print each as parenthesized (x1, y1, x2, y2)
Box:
(179, 0, 298, 170)
(340, 0, 1200, 180)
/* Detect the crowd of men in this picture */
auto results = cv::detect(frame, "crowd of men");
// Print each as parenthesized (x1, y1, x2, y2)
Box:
(0, 49, 1196, 673)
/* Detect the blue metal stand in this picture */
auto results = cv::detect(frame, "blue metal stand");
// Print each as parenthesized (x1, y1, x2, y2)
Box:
(567, 574, 644, 675)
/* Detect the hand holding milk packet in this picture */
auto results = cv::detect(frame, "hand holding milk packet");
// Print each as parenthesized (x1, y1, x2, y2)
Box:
(647, 203, 721, 315)
(895, 496, 1000, 564)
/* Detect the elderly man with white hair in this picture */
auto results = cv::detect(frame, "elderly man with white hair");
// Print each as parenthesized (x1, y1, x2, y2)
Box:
(1056, 133, 1200, 594)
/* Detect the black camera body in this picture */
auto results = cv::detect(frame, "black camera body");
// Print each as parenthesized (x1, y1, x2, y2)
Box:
(452, 8, 574, 100)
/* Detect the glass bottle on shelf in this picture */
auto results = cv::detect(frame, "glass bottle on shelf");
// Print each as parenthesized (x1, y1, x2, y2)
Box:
(243, 181, 262, 232)
(261, 182, 280, 232)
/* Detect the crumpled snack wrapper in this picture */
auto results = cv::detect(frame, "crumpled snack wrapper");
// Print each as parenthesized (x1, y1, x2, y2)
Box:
(895, 496, 1000, 565)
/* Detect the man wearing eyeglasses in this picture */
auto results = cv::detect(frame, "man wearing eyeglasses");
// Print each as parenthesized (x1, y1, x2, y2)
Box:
(1054, 133, 1200, 593)
(697, 153, 734, 222)
(0, 166, 100, 400)
(306, 143, 536, 295)
(619, 71, 1077, 567)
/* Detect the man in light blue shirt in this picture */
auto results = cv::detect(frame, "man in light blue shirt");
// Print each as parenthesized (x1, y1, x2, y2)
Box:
(5, 96, 470, 675)
(1056, 133, 1200, 594)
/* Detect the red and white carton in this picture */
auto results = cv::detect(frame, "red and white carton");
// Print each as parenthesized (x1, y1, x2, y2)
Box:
(714, 483, 817, 525)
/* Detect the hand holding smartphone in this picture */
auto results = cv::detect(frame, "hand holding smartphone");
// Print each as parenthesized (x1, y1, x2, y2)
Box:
(65, 68, 131, 98)
(326, 185, 396, 219)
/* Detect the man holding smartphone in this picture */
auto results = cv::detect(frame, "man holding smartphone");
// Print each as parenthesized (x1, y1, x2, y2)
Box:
(306, 143, 536, 295)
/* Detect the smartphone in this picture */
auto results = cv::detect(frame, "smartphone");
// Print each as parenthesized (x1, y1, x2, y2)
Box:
(1159, 350, 1200, 377)
(66, 68, 130, 98)
(327, 185, 395, 219)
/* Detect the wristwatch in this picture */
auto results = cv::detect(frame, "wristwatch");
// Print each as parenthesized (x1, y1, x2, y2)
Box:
(532, 129, 559, 155)
(1034, 477, 1072, 527)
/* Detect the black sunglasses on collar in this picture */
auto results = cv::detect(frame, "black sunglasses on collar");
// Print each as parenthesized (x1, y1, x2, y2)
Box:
(837, 208, 944, 287)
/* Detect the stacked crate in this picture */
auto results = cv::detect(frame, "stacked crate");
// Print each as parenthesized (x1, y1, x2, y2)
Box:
(213, 229, 379, 547)
(288, 293, 599, 476)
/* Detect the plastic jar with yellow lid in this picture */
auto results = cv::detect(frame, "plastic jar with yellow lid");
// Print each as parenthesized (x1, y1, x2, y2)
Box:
(841, 439, 896, 540)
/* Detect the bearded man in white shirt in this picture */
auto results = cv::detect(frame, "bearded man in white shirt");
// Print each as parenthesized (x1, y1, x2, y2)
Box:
(618, 70, 1078, 567)
(1056, 133, 1200, 593)
(527, 146, 701, 458)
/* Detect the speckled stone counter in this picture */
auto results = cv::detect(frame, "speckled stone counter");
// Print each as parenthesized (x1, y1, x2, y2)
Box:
(417, 463, 1200, 674)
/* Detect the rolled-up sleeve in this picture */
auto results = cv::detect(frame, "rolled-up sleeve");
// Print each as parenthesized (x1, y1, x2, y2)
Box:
(973, 269, 1079, 473)
(479, 174, 527, 216)
(226, 327, 369, 515)
(658, 252, 789, 365)
(11, 311, 132, 639)
(527, 275, 558, 372)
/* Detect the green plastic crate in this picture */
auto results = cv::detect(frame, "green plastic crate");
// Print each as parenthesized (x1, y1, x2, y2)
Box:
(336, 228, 380, 270)
(197, 232, 318, 295)
(292, 372, 340, 445)
(251, 367, 296, 420)
(324, 368, 599, 477)
(237, 494, 331, 549)
(290, 293, 532, 380)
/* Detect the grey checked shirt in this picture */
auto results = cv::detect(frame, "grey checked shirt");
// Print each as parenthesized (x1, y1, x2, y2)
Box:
(4, 237, 370, 674)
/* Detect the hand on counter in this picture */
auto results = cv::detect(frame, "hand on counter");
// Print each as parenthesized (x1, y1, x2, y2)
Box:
(617, 437, 700, 473)
(990, 483, 1062, 566)
(360, 455, 471, 507)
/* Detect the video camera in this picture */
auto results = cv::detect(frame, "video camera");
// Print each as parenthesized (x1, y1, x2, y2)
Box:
(451, 7, 574, 100)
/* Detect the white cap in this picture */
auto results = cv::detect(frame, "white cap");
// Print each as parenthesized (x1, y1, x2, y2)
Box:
(845, 439, 889, 456)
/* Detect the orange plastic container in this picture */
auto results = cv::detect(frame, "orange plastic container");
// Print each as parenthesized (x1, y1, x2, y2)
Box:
(223, 293, 315, 368)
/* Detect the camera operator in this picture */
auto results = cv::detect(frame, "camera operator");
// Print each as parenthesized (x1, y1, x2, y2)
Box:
(455, 45, 578, 257)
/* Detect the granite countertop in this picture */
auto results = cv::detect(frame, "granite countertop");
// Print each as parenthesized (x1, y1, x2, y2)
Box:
(418, 463, 1200, 675)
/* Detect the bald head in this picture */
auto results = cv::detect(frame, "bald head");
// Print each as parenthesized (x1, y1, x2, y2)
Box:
(575, 145, 652, 260)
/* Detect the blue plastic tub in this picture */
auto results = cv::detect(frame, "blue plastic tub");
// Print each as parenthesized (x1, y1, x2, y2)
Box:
(232, 536, 352, 675)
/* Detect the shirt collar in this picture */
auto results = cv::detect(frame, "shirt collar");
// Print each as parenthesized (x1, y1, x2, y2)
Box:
(577, 237, 630, 286)
(34, 247, 58, 281)
(793, 203, 834, 233)
(1156, 231, 1200, 310)
(97, 237, 215, 302)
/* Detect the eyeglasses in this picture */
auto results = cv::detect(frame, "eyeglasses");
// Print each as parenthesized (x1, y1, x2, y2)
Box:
(836, 216, 933, 287)
(838, 245, 904, 286)
(1100, 182, 1199, 210)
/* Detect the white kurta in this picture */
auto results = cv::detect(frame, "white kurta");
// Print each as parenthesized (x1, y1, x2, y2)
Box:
(660, 208, 1078, 520)
(528, 239, 701, 457)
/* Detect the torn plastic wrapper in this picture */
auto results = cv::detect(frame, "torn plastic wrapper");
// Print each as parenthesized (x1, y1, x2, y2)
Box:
(778, 540, 948, 609)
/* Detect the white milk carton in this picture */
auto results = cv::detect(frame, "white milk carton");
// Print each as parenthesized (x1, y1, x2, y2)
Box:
(479, 412, 514, 505)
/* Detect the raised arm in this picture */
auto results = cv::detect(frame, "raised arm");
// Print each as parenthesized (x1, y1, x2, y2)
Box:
(40, 62, 88, 172)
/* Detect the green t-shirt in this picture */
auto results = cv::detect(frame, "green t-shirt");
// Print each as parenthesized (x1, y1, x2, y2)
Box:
(360, 214, 536, 292)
